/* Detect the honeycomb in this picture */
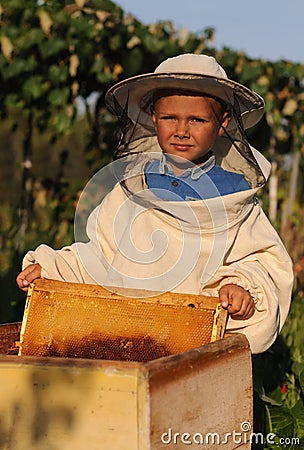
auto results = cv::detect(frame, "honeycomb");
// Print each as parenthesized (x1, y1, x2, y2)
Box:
(19, 279, 227, 362)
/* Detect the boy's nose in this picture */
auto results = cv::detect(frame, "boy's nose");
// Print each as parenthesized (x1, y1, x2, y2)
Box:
(174, 120, 190, 138)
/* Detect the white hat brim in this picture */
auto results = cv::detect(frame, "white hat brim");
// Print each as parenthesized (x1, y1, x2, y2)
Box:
(105, 72, 264, 131)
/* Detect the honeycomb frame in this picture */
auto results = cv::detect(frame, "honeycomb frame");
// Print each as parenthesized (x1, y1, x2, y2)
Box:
(18, 279, 228, 362)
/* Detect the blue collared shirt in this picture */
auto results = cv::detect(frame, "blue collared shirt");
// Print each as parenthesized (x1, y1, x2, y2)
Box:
(145, 154, 250, 201)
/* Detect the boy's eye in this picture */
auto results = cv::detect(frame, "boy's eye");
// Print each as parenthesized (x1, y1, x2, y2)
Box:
(190, 117, 206, 123)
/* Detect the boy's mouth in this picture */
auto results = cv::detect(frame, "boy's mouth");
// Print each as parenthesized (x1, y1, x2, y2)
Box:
(172, 144, 193, 151)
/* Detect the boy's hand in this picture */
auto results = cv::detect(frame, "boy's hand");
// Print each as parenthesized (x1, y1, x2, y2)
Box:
(219, 284, 255, 320)
(16, 263, 42, 292)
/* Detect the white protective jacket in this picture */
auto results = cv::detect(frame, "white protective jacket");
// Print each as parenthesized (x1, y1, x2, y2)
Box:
(23, 141, 293, 354)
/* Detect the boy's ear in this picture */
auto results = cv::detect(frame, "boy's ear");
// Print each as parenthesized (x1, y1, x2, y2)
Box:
(218, 111, 231, 136)
(151, 106, 157, 127)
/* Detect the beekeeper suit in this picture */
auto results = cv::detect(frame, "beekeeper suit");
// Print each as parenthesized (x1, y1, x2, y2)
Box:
(22, 54, 293, 354)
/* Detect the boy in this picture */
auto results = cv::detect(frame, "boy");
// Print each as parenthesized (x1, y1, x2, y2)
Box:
(16, 54, 293, 354)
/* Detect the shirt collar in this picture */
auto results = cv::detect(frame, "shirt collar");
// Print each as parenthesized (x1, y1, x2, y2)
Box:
(159, 153, 216, 180)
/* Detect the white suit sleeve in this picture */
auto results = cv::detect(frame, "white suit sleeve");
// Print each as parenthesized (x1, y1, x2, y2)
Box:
(202, 208, 293, 354)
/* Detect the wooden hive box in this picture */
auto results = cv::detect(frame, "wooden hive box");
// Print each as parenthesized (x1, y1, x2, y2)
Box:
(0, 280, 253, 450)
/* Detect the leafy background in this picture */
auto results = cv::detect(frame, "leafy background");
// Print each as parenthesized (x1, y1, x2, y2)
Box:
(0, 1, 304, 447)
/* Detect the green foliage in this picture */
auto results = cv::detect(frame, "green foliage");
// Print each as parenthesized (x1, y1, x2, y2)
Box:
(265, 373, 304, 448)
(0, 0, 216, 167)
(267, 366, 304, 446)
(251, 292, 304, 449)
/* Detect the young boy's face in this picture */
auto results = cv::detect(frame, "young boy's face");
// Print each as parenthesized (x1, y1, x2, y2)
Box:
(151, 93, 230, 165)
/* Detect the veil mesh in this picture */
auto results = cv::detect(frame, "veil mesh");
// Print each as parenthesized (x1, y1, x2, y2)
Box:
(107, 87, 266, 191)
